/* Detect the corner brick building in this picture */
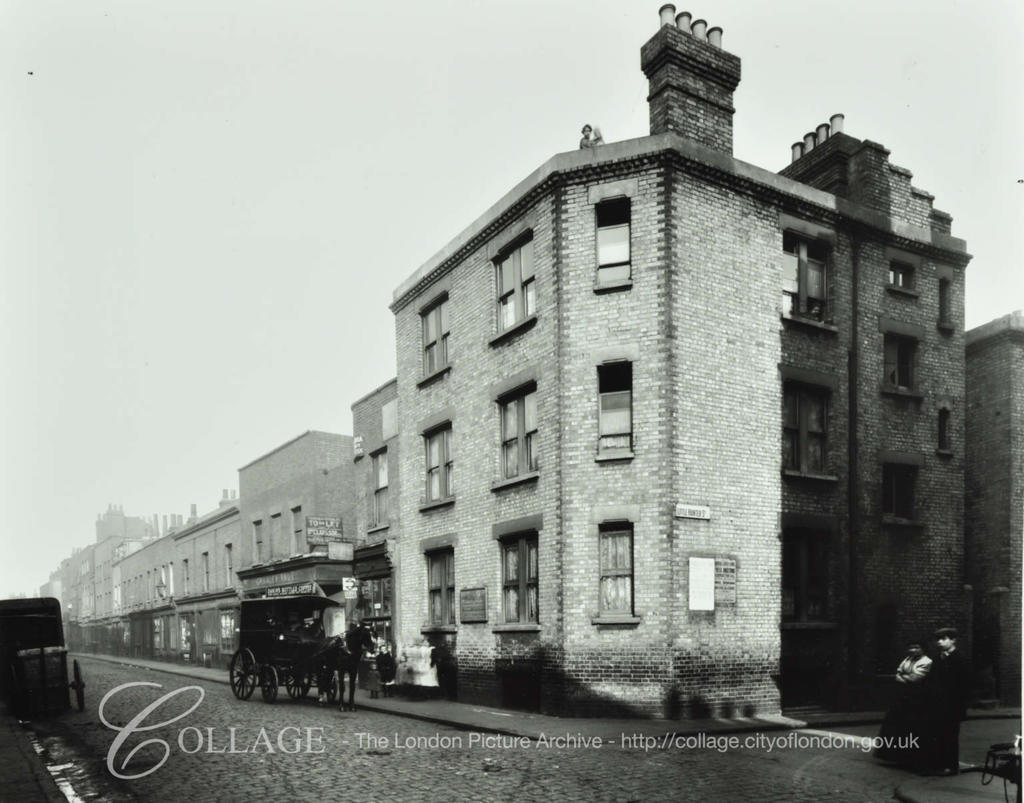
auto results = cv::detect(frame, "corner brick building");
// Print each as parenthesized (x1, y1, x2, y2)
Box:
(965, 311, 1023, 705)
(384, 6, 970, 717)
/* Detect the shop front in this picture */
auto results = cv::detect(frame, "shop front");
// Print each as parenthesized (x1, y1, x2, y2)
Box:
(353, 540, 394, 648)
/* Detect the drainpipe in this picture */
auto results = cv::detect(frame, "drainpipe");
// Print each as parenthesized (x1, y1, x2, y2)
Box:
(847, 236, 861, 708)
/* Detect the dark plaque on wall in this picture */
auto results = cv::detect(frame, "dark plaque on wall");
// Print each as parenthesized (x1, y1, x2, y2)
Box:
(459, 587, 487, 623)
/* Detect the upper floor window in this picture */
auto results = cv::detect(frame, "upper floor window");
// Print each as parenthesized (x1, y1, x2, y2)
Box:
(938, 408, 951, 452)
(224, 544, 233, 588)
(252, 520, 263, 563)
(938, 279, 951, 325)
(500, 388, 538, 479)
(883, 334, 917, 390)
(202, 552, 210, 593)
(501, 534, 538, 624)
(783, 384, 828, 474)
(425, 426, 454, 502)
(889, 260, 915, 290)
(596, 198, 631, 284)
(782, 529, 828, 622)
(427, 549, 455, 626)
(183, 559, 190, 595)
(372, 450, 389, 525)
(782, 232, 828, 322)
(599, 524, 634, 616)
(598, 362, 632, 452)
(291, 507, 303, 554)
(496, 239, 535, 331)
(422, 297, 450, 375)
(882, 463, 917, 521)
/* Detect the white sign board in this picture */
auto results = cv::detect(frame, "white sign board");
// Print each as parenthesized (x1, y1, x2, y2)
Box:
(688, 557, 715, 611)
(675, 504, 711, 520)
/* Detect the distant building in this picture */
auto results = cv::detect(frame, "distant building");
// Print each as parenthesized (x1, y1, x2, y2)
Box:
(965, 311, 1023, 704)
(385, 7, 969, 716)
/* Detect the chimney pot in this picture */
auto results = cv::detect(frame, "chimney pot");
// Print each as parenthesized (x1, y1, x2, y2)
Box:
(659, 4, 676, 26)
(791, 142, 805, 163)
(675, 11, 692, 31)
(816, 123, 830, 143)
(803, 131, 817, 152)
(190, 503, 197, 518)
(690, 18, 707, 39)
(222, 489, 228, 500)
(707, 26, 723, 47)
(829, 113, 845, 134)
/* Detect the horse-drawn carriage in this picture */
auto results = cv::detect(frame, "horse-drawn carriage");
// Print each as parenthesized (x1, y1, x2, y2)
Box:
(229, 592, 345, 704)
(0, 597, 85, 718)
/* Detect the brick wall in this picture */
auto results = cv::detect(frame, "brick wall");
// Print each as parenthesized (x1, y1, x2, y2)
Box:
(966, 314, 1024, 703)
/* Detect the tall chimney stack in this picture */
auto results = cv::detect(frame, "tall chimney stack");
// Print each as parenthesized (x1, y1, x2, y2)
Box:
(641, 6, 741, 153)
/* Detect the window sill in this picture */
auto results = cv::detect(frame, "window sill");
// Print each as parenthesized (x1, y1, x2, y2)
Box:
(366, 523, 390, 535)
(782, 469, 839, 483)
(881, 516, 925, 530)
(492, 623, 541, 633)
(880, 385, 924, 401)
(489, 314, 538, 347)
(593, 278, 633, 294)
(781, 314, 838, 335)
(491, 472, 540, 492)
(935, 448, 954, 458)
(591, 615, 641, 627)
(596, 448, 634, 463)
(420, 624, 457, 634)
(780, 621, 838, 631)
(886, 285, 920, 299)
(419, 497, 455, 513)
(417, 364, 452, 389)
(937, 321, 955, 335)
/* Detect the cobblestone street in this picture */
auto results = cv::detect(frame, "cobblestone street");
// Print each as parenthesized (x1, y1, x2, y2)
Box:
(18, 657, 1004, 802)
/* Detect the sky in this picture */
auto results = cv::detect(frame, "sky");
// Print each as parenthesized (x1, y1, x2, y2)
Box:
(1, 0, 1021, 598)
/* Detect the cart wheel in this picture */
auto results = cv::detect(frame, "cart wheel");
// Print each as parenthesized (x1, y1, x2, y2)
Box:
(229, 649, 257, 701)
(286, 671, 311, 699)
(326, 672, 338, 704)
(71, 659, 85, 712)
(260, 665, 279, 703)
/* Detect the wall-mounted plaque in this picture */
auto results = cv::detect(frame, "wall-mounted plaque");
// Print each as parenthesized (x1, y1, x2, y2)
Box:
(459, 587, 487, 623)
(715, 557, 737, 605)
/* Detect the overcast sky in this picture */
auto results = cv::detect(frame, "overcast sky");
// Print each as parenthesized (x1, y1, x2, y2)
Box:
(1, 0, 1021, 598)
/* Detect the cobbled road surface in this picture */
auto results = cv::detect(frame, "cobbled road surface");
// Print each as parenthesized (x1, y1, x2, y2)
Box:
(19, 657, 974, 802)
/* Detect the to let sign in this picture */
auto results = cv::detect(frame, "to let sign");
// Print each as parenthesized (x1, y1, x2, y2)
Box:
(459, 588, 487, 623)
(306, 516, 343, 544)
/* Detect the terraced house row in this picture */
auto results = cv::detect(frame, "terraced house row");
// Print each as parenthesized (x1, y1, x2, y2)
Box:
(42, 7, 1021, 717)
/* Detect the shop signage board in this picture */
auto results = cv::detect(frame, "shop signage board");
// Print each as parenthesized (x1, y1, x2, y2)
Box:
(266, 581, 317, 598)
(306, 516, 343, 544)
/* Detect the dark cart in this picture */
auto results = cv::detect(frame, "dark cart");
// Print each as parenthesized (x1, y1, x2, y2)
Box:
(229, 594, 342, 704)
(0, 597, 85, 718)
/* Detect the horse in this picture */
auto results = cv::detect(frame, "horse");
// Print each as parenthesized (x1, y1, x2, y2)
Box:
(311, 636, 355, 708)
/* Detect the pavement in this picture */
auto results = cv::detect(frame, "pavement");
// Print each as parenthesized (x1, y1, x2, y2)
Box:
(4, 651, 1020, 802)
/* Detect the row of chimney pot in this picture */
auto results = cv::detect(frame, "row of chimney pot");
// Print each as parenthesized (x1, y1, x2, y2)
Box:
(658, 5, 723, 48)
(790, 114, 845, 162)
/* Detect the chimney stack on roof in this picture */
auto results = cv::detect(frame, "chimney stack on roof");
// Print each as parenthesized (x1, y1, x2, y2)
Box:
(789, 114, 846, 163)
(642, 6, 741, 153)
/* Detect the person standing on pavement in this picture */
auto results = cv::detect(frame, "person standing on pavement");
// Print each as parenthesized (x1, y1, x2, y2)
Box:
(923, 627, 971, 775)
(341, 620, 374, 711)
(876, 642, 932, 765)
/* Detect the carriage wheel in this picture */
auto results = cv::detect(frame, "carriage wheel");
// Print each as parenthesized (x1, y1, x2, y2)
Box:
(260, 665, 279, 703)
(286, 671, 311, 699)
(229, 649, 257, 701)
(71, 659, 85, 712)
(326, 672, 338, 704)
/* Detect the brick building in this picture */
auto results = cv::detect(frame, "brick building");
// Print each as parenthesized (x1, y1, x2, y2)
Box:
(965, 311, 1023, 705)
(385, 7, 970, 716)
(235, 431, 357, 606)
(351, 380, 400, 647)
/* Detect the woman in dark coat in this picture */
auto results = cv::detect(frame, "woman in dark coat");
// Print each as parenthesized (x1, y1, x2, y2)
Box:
(876, 642, 932, 766)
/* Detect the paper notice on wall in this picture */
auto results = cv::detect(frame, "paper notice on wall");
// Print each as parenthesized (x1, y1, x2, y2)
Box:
(688, 557, 715, 611)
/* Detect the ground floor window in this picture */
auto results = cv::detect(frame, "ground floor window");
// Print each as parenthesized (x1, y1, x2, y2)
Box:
(502, 534, 538, 623)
